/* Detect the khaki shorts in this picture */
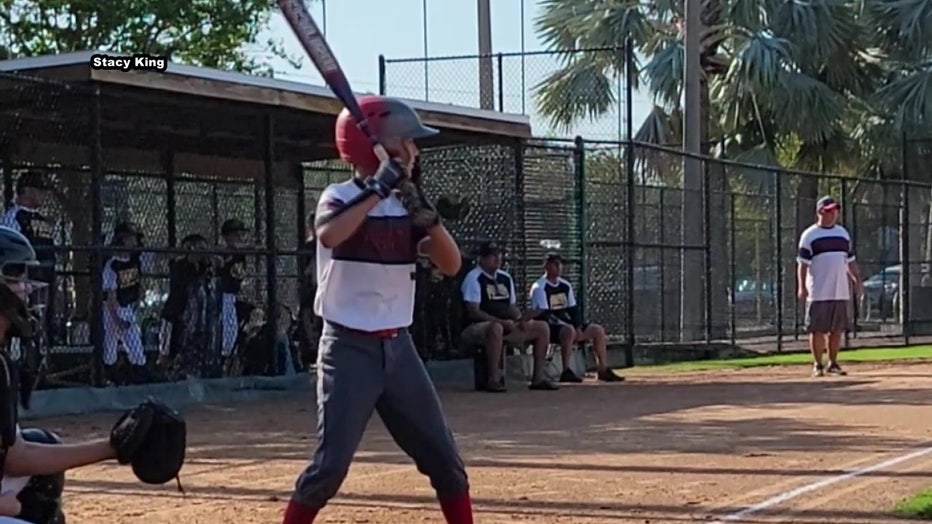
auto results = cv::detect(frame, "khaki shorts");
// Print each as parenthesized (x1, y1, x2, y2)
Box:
(461, 321, 534, 348)
(805, 299, 852, 334)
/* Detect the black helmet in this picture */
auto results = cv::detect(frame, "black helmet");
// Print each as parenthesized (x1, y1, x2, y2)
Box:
(0, 226, 38, 271)
(0, 227, 38, 339)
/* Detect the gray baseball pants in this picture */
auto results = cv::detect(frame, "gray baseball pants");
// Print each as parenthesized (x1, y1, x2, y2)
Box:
(291, 321, 469, 508)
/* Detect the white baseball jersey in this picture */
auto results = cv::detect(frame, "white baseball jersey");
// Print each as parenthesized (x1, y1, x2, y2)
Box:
(797, 224, 855, 301)
(1, 426, 30, 498)
(314, 179, 426, 331)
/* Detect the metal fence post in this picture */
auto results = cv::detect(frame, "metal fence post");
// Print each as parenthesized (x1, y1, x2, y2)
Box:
(574, 136, 588, 326)
(840, 178, 852, 345)
(162, 151, 176, 247)
(901, 133, 911, 344)
(263, 112, 279, 374)
(773, 171, 783, 352)
(703, 158, 713, 343)
(378, 55, 387, 95)
(729, 193, 736, 347)
(88, 85, 105, 386)
(295, 163, 307, 250)
(2, 155, 12, 205)
(513, 140, 526, 291)
(624, 40, 636, 363)
(497, 53, 504, 112)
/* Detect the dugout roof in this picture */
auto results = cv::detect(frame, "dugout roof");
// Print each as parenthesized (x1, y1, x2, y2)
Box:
(0, 50, 531, 180)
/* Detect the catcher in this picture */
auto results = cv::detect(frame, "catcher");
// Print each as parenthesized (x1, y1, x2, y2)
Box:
(281, 96, 473, 523)
(0, 226, 186, 524)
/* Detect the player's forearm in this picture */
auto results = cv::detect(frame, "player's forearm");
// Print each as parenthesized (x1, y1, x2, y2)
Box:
(5, 438, 116, 477)
(797, 264, 808, 291)
(316, 194, 381, 249)
(848, 261, 861, 283)
(422, 224, 461, 276)
(507, 305, 522, 321)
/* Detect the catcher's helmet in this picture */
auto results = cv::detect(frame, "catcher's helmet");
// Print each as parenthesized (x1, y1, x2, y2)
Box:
(0, 226, 41, 338)
(335, 96, 438, 172)
(0, 227, 38, 269)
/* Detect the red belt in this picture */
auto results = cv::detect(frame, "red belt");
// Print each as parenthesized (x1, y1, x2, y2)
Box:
(361, 328, 400, 339)
(332, 322, 400, 339)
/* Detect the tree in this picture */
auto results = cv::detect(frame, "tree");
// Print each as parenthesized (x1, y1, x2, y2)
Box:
(0, 0, 300, 73)
(533, 0, 931, 340)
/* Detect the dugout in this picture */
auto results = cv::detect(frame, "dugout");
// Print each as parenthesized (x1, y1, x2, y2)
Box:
(0, 50, 531, 386)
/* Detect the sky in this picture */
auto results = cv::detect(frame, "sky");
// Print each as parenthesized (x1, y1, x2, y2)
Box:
(248, 0, 655, 141)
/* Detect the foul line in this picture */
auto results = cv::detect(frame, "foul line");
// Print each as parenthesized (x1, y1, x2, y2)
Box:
(711, 444, 932, 523)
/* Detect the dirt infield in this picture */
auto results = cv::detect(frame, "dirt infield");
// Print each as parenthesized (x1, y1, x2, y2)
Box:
(41, 361, 932, 523)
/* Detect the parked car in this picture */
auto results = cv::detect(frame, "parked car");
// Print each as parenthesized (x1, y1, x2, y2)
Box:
(732, 279, 775, 305)
(862, 265, 899, 321)
(730, 279, 775, 322)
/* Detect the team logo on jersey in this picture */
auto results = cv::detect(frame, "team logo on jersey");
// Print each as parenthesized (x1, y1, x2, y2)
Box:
(485, 283, 510, 301)
(118, 267, 140, 288)
(229, 260, 246, 280)
(548, 292, 568, 309)
(30, 218, 53, 238)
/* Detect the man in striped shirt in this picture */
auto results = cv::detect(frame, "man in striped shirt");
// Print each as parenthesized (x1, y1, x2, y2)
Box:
(797, 196, 862, 377)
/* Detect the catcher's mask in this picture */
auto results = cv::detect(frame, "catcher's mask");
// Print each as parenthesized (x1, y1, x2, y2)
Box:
(0, 227, 43, 340)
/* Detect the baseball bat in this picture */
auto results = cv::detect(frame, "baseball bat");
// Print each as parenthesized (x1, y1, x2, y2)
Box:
(277, 0, 390, 163)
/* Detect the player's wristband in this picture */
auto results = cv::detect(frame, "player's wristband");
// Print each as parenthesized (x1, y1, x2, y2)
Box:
(364, 176, 393, 199)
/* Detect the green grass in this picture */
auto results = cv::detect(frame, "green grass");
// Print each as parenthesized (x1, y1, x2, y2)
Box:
(628, 345, 932, 373)
(894, 488, 932, 520)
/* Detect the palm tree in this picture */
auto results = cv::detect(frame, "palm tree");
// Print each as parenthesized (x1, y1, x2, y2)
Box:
(534, 0, 931, 340)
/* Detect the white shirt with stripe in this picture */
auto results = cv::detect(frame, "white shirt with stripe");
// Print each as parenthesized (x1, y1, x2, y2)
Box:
(797, 224, 855, 301)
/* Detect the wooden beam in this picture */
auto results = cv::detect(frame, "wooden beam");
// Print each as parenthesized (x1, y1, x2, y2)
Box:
(88, 69, 531, 139)
(1, 111, 331, 161)
(90, 68, 343, 115)
(10, 141, 301, 186)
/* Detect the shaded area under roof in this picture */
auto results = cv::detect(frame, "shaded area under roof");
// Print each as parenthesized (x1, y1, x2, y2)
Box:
(0, 50, 531, 180)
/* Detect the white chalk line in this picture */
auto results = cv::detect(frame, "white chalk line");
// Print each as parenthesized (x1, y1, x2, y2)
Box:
(711, 444, 932, 523)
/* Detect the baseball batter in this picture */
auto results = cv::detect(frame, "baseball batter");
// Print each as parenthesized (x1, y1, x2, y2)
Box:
(282, 96, 473, 524)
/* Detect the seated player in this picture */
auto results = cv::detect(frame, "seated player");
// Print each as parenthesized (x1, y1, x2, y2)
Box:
(529, 253, 625, 383)
(460, 240, 557, 392)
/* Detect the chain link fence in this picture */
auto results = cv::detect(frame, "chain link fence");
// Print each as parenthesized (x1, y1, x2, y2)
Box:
(381, 48, 632, 141)
(4, 71, 931, 382)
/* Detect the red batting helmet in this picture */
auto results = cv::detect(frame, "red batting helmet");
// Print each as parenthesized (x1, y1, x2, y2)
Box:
(335, 95, 439, 172)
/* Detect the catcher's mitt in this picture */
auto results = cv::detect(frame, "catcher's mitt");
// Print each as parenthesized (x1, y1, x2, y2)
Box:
(110, 399, 187, 490)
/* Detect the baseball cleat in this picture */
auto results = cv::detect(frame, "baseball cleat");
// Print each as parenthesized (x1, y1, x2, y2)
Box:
(597, 369, 625, 382)
(558, 369, 583, 383)
(529, 379, 559, 391)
